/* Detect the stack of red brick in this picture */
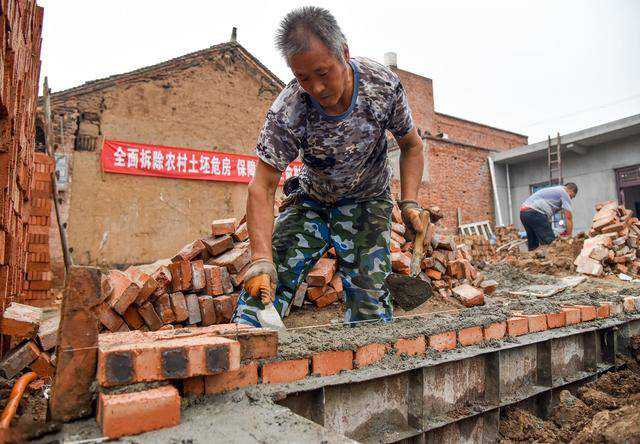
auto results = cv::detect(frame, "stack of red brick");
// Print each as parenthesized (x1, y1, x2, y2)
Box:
(389, 205, 496, 308)
(0, 1, 44, 316)
(97, 218, 250, 334)
(574, 201, 640, 277)
(0, 302, 58, 384)
(23, 153, 55, 306)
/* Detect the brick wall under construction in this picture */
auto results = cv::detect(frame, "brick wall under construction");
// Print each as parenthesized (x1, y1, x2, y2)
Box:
(0, 0, 45, 314)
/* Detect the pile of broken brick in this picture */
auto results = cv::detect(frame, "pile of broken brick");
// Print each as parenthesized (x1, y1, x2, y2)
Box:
(574, 201, 640, 278)
(0, 303, 57, 384)
(389, 205, 496, 308)
(97, 218, 251, 334)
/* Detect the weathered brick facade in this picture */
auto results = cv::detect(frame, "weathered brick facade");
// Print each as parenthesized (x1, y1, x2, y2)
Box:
(39, 43, 282, 272)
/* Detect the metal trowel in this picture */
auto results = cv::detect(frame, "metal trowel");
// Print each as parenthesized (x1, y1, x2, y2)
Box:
(255, 281, 288, 336)
(385, 210, 433, 311)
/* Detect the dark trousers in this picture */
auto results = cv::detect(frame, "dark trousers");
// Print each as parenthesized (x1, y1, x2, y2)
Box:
(520, 210, 555, 251)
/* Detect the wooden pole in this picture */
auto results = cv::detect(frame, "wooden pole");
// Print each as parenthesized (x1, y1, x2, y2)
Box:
(43, 77, 73, 272)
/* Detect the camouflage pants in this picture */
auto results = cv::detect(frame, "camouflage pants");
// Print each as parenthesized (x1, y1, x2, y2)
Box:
(232, 190, 393, 327)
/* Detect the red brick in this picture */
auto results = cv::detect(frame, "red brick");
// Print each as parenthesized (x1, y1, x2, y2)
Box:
(522, 314, 547, 333)
(97, 332, 240, 386)
(561, 308, 581, 325)
(574, 305, 597, 321)
(506, 317, 528, 336)
(452, 284, 484, 307)
(307, 285, 327, 301)
(623, 297, 637, 313)
(233, 222, 249, 242)
(212, 295, 234, 323)
(458, 326, 483, 346)
(262, 359, 309, 384)
(226, 328, 278, 361)
(151, 266, 172, 295)
(391, 252, 411, 275)
(154, 293, 177, 324)
(312, 350, 353, 376)
(596, 304, 610, 319)
(198, 295, 217, 326)
(183, 376, 205, 396)
(211, 218, 237, 236)
(546, 312, 566, 329)
(172, 239, 206, 262)
(307, 258, 337, 286)
(428, 331, 456, 351)
(50, 266, 101, 422)
(329, 273, 343, 293)
(125, 267, 159, 307)
(608, 302, 623, 315)
(316, 288, 338, 308)
(97, 302, 125, 332)
(37, 315, 60, 351)
(204, 265, 224, 296)
(0, 340, 40, 379)
(205, 362, 259, 394)
(202, 235, 234, 256)
(425, 269, 442, 280)
(0, 302, 42, 337)
(30, 350, 55, 379)
(169, 292, 189, 323)
(479, 279, 498, 295)
(98, 385, 180, 439)
(168, 261, 192, 292)
(209, 247, 250, 274)
(483, 321, 506, 340)
(106, 270, 140, 315)
(394, 336, 426, 355)
(123, 305, 145, 330)
(190, 260, 206, 291)
(354, 343, 388, 368)
(138, 302, 163, 331)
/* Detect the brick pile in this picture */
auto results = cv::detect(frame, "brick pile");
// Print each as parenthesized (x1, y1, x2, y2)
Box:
(457, 235, 496, 262)
(23, 153, 55, 306)
(388, 204, 495, 308)
(97, 218, 250, 334)
(0, 2, 44, 315)
(495, 224, 520, 245)
(574, 201, 640, 277)
(0, 302, 58, 383)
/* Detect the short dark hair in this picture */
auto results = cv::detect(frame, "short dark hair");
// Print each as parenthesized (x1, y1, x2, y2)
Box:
(275, 6, 347, 61)
(564, 182, 578, 194)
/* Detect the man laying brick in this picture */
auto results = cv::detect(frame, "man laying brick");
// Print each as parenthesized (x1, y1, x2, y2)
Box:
(520, 183, 578, 251)
(233, 6, 425, 326)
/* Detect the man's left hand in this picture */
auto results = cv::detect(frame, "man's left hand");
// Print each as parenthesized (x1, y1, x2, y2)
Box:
(399, 200, 423, 234)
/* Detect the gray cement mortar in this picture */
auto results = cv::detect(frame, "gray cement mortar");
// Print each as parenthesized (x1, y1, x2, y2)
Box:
(277, 305, 510, 359)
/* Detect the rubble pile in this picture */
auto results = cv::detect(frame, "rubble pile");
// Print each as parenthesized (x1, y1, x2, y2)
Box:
(574, 201, 640, 277)
(389, 205, 496, 308)
(0, 303, 58, 386)
(503, 235, 586, 275)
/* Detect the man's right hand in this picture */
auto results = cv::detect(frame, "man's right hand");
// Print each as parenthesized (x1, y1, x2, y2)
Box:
(243, 259, 277, 305)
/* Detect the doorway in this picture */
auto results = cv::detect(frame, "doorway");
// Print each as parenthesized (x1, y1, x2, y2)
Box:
(616, 164, 640, 216)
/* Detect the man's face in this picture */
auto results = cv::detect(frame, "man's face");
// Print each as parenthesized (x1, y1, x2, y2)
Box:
(289, 36, 351, 111)
(567, 188, 576, 199)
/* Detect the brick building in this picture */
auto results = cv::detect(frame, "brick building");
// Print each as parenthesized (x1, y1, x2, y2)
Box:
(40, 41, 525, 277)
(388, 63, 528, 233)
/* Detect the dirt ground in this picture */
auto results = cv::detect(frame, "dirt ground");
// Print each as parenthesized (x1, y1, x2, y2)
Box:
(499, 336, 640, 443)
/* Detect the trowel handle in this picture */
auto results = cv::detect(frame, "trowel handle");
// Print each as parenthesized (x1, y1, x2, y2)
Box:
(410, 210, 430, 276)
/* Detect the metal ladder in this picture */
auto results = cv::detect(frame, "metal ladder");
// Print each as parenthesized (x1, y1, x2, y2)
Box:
(547, 132, 562, 186)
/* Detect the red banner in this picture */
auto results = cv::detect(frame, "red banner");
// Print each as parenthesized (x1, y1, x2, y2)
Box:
(101, 139, 302, 184)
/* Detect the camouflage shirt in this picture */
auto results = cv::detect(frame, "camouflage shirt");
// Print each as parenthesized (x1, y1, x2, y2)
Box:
(256, 57, 414, 203)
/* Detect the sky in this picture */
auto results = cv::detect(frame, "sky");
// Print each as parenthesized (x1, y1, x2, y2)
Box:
(37, 0, 640, 143)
